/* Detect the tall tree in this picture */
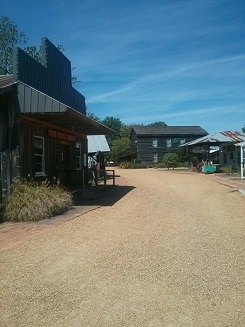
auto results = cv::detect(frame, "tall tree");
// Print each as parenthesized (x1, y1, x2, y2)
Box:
(0, 16, 28, 74)
(102, 116, 124, 144)
(111, 137, 131, 164)
(242, 124, 245, 133)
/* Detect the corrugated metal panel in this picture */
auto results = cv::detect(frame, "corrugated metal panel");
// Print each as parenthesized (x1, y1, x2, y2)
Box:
(17, 82, 67, 113)
(13, 38, 86, 114)
(87, 135, 110, 153)
(16, 82, 113, 135)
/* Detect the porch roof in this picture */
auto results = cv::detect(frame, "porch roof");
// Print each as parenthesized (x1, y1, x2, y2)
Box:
(181, 131, 245, 147)
(0, 78, 113, 136)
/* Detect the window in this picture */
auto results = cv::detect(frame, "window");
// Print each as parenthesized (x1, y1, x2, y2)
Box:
(152, 138, 158, 147)
(76, 143, 82, 170)
(167, 139, 171, 147)
(34, 136, 45, 176)
(180, 138, 186, 145)
(153, 153, 158, 163)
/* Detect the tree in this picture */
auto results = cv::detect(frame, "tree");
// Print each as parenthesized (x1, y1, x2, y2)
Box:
(118, 125, 132, 138)
(147, 121, 167, 127)
(111, 137, 131, 164)
(102, 116, 124, 144)
(242, 124, 245, 133)
(0, 16, 28, 74)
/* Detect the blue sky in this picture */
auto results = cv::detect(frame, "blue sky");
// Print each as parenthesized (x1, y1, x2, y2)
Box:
(2, 0, 245, 133)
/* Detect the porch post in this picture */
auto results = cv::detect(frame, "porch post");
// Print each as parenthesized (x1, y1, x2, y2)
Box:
(241, 145, 244, 180)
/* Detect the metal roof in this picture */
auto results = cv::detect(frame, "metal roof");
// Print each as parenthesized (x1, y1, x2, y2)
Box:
(87, 135, 110, 154)
(0, 79, 113, 135)
(132, 125, 208, 136)
(181, 131, 245, 147)
(235, 141, 245, 147)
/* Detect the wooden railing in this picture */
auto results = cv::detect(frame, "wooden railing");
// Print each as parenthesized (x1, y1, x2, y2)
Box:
(88, 169, 115, 194)
(56, 170, 85, 186)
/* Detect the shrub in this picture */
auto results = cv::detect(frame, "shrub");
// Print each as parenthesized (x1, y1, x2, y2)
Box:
(162, 153, 179, 167)
(3, 179, 73, 222)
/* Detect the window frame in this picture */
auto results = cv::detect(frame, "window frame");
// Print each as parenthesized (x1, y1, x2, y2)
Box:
(180, 138, 186, 145)
(167, 139, 172, 148)
(153, 153, 158, 163)
(152, 138, 158, 148)
(76, 143, 82, 170)
(34, 136, 45, 176)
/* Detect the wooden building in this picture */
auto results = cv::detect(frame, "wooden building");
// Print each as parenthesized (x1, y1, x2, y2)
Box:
(182, 131, 245, 169)
(130, 125, 208, 165)
(0, 38, 111, 205)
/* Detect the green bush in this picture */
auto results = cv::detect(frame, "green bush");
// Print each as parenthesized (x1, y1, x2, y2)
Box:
(3, 179, 73, 222)
(162, 153, 179, 167)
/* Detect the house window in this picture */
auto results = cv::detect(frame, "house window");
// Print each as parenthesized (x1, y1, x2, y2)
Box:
(152, 138, 158, 147)
(76, 143, 82, 170)
(153, 153, 158, 163)
(180, 138, 186, 145)
(167, 139, 171, 147)
(34, 136, 45, 176)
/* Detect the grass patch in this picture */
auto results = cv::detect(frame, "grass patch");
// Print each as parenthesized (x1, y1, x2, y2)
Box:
(3, 179, 73, 222)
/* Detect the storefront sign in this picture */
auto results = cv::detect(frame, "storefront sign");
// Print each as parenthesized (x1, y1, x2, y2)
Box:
(48, 129, 76, 142)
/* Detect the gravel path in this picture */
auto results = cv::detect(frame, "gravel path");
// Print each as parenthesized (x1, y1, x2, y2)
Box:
(0, 168, 245, 327)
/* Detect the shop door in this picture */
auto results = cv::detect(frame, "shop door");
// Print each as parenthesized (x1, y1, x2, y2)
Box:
(56, 143, 69, 185)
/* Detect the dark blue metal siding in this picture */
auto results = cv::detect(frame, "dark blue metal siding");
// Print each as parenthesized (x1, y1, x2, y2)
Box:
(13, 38, 85, 114)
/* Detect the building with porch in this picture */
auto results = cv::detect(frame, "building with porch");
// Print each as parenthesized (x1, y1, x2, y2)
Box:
(182, 131, 245, 167)
(0, 38, 112, 205)
(130, 125, 208, 165)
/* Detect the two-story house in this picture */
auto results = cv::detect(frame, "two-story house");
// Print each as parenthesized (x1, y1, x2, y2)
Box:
(130, 125, 208, 165)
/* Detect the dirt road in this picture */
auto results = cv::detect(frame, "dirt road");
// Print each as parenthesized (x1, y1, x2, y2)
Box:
(0, 169, 244, 326)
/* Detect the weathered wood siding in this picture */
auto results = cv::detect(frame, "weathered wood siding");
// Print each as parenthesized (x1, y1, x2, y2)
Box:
(19, 117, 88, 186)
(135, 134, 206, 165)
(0, 91, 20, 204)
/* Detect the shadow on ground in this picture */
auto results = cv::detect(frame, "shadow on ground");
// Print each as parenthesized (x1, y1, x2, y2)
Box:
(72, 185, 135, 207)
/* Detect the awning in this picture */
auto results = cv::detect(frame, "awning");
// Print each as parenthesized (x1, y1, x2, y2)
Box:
(88, 135, 110, 153)
(1, 78, 113, 135)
